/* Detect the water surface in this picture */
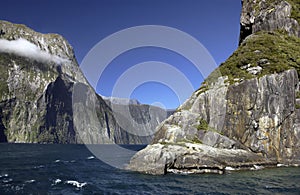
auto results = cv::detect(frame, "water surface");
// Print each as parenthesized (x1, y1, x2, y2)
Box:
(0, 143, 299, 194)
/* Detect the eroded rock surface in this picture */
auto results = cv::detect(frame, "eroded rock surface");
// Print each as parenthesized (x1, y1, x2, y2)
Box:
(128, 69, 300, 174)
(128, 0, 300, 174)
(239, 0, 300, 44)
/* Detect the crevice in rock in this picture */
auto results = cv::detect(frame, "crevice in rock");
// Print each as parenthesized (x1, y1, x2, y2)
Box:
(0, 119, 7, 142)
(239, 21, 253, 45)
(104, 112, 110, 139)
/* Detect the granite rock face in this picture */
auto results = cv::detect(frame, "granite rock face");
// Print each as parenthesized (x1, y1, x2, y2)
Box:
(127, 143, 274, 175)
(0, 20, 167, 144)
(239, 0, 300, 44)
(128, 0, 300, 174)
(128, 70, 300, 174)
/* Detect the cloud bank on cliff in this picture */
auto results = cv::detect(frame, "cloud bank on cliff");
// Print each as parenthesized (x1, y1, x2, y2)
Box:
(0, 38, 68, 64)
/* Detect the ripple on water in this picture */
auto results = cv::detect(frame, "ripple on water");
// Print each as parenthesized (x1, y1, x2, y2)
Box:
(25, 179, 35, 184)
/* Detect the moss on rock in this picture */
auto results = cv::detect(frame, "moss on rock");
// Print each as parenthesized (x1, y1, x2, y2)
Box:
(206, 30, 300, 85)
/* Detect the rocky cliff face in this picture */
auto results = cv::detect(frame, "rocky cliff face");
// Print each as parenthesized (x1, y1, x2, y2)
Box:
(0, 20, 167, 144)
(239, 0, 300, 43)
(127, 0, 300, 174)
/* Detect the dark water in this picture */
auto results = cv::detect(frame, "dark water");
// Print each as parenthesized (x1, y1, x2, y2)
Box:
(0, 144, 300, 194)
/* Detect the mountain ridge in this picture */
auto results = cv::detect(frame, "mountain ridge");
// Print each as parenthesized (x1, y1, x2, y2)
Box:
(0, 20, 168, 144)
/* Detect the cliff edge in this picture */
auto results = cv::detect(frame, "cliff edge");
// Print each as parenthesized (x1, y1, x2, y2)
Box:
(127, 0, 300, 174)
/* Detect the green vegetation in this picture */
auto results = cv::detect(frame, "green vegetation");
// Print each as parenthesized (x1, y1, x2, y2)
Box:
(0, 54, 10, 96)
(0, 52, 58, 102)
(296, 91, 300, 99)
(191, 136, 202, 144)
(296, 104, 300, 109)
(194, 0, 300, 96)
(287, 0, 300, 24)
(195, 82, 210, 95)
(196, 118, 223, 135)
(196, 119, 209, 130)
(205, 31, 300, 85)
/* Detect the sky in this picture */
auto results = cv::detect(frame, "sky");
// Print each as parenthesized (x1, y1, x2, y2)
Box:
(0, 0, 241, 109)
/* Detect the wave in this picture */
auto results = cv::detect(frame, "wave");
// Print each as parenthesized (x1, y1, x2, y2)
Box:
(25, 180, 35, 183)
(65, 180, 87, 188)
(0, 174, 8, 178)
(86, 156, 95, 160)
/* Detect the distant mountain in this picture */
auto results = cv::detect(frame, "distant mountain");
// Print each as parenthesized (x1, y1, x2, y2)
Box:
(0, 20, 169, 144)
(102, 96, 140, 106)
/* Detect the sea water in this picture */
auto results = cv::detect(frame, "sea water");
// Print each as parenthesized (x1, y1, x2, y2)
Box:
(0, 143, 299, 194)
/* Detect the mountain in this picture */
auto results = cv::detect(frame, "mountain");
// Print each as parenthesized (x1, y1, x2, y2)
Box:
(127, 0, 300, 174)
(0, 20, 169, 144)
(102, 96, 140, 106)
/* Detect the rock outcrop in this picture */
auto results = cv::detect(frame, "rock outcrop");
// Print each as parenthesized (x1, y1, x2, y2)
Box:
(0, 20, 168, 144)
(127, 0, 300, 174)
(239, 0, 300, 44)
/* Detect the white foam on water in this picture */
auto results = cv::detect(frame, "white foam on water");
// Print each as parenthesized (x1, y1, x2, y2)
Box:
(225, 166, 236, 171)
(250, 165, 264, 170)
(25, 179, 35, 183)
(87, 156, 95, 160)
(54, 160, 60, 163)
(34, 165, 45, 169)
(65, 180, 87, 188)
(51, 179, 62, 186)
(277, 164, 287, 167)
(3, 178, 13, 183)
(55, 179, 62, 184)
(0, 174, 9, 178)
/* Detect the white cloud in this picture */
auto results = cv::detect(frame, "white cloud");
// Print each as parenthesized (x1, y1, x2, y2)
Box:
(0, 38, 68, 64)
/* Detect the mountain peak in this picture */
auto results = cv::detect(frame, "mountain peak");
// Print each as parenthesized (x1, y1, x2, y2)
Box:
(0, 20, 74, 60)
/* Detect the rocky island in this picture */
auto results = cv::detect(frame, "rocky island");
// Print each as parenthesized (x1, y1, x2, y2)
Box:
(127, 0, 300, 174)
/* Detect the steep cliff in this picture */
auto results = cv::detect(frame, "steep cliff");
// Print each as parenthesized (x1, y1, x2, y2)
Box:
(127, 0, 300, 174)
(0, 20, 167, 144)
(239, 0, 300, 44)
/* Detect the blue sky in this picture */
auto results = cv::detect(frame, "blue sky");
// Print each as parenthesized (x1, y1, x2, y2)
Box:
(1, 0, 241, 109)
